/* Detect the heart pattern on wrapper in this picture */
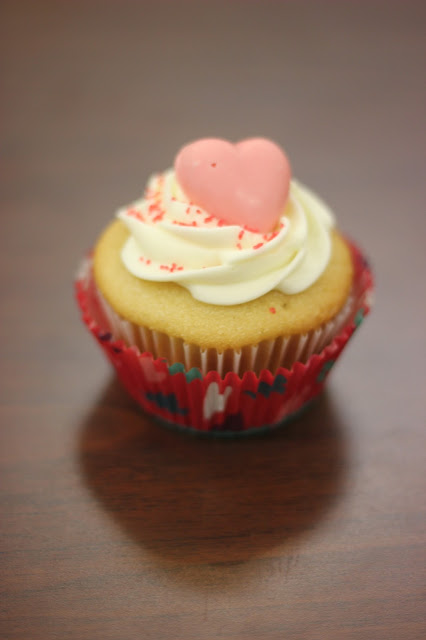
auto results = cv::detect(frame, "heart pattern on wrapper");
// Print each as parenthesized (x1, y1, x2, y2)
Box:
(174, 137, 291, 233)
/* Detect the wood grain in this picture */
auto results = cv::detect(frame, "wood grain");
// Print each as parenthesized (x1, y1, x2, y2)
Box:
(1, 1, 425, 639)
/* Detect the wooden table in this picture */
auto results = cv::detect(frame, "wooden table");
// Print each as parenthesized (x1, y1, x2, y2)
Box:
(1, 2, 425, 638)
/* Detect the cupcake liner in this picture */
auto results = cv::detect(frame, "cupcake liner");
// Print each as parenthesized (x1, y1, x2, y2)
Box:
(75, 241, 373, 433)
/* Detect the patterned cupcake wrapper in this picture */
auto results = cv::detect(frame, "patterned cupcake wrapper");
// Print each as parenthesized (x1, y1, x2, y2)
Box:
(75, 241, 373, 434)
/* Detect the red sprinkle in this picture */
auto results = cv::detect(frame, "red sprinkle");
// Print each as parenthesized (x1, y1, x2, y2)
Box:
(236, 242, 243, 250)
(211, 162, 216, 167)
(238, 229, 245, 240)
(186, 206, 191, 214)
(264, 230, 279, 242)
(204, 215, 215, 223)
(253, 242, 264, 250)
(243, 224, 260, 234)
(269, 307, 276, 314)
(159, 262, 183, 272)
(127, 208, 144, 221)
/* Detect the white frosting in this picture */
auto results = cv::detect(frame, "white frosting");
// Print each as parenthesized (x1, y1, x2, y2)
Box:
(117, 170, 334, 305)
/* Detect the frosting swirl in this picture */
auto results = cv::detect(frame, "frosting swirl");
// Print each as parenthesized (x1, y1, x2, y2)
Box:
(117, 170, 334, 305)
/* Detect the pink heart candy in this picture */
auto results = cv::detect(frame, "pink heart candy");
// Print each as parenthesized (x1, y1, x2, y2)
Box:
(174, 138, 291, 233)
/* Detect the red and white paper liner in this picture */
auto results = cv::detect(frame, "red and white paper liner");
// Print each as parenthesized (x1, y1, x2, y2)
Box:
(75, 241, 373, 433)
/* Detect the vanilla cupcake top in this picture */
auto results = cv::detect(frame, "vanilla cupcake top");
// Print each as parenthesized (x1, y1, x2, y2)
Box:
(117, 138, 334, 305)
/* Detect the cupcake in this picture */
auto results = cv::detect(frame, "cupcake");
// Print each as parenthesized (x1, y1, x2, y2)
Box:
(76, 137, 373, 434)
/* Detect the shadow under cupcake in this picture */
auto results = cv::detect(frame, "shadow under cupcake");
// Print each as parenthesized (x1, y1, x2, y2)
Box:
(77, 380, 348, 586)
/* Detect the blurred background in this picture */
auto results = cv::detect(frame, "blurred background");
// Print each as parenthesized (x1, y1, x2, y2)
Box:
(1, 3, 426, 638)
(2, 0, 425, 242)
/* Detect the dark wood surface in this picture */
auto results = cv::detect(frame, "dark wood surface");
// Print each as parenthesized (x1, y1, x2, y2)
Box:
(1, 2, 425, 638)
